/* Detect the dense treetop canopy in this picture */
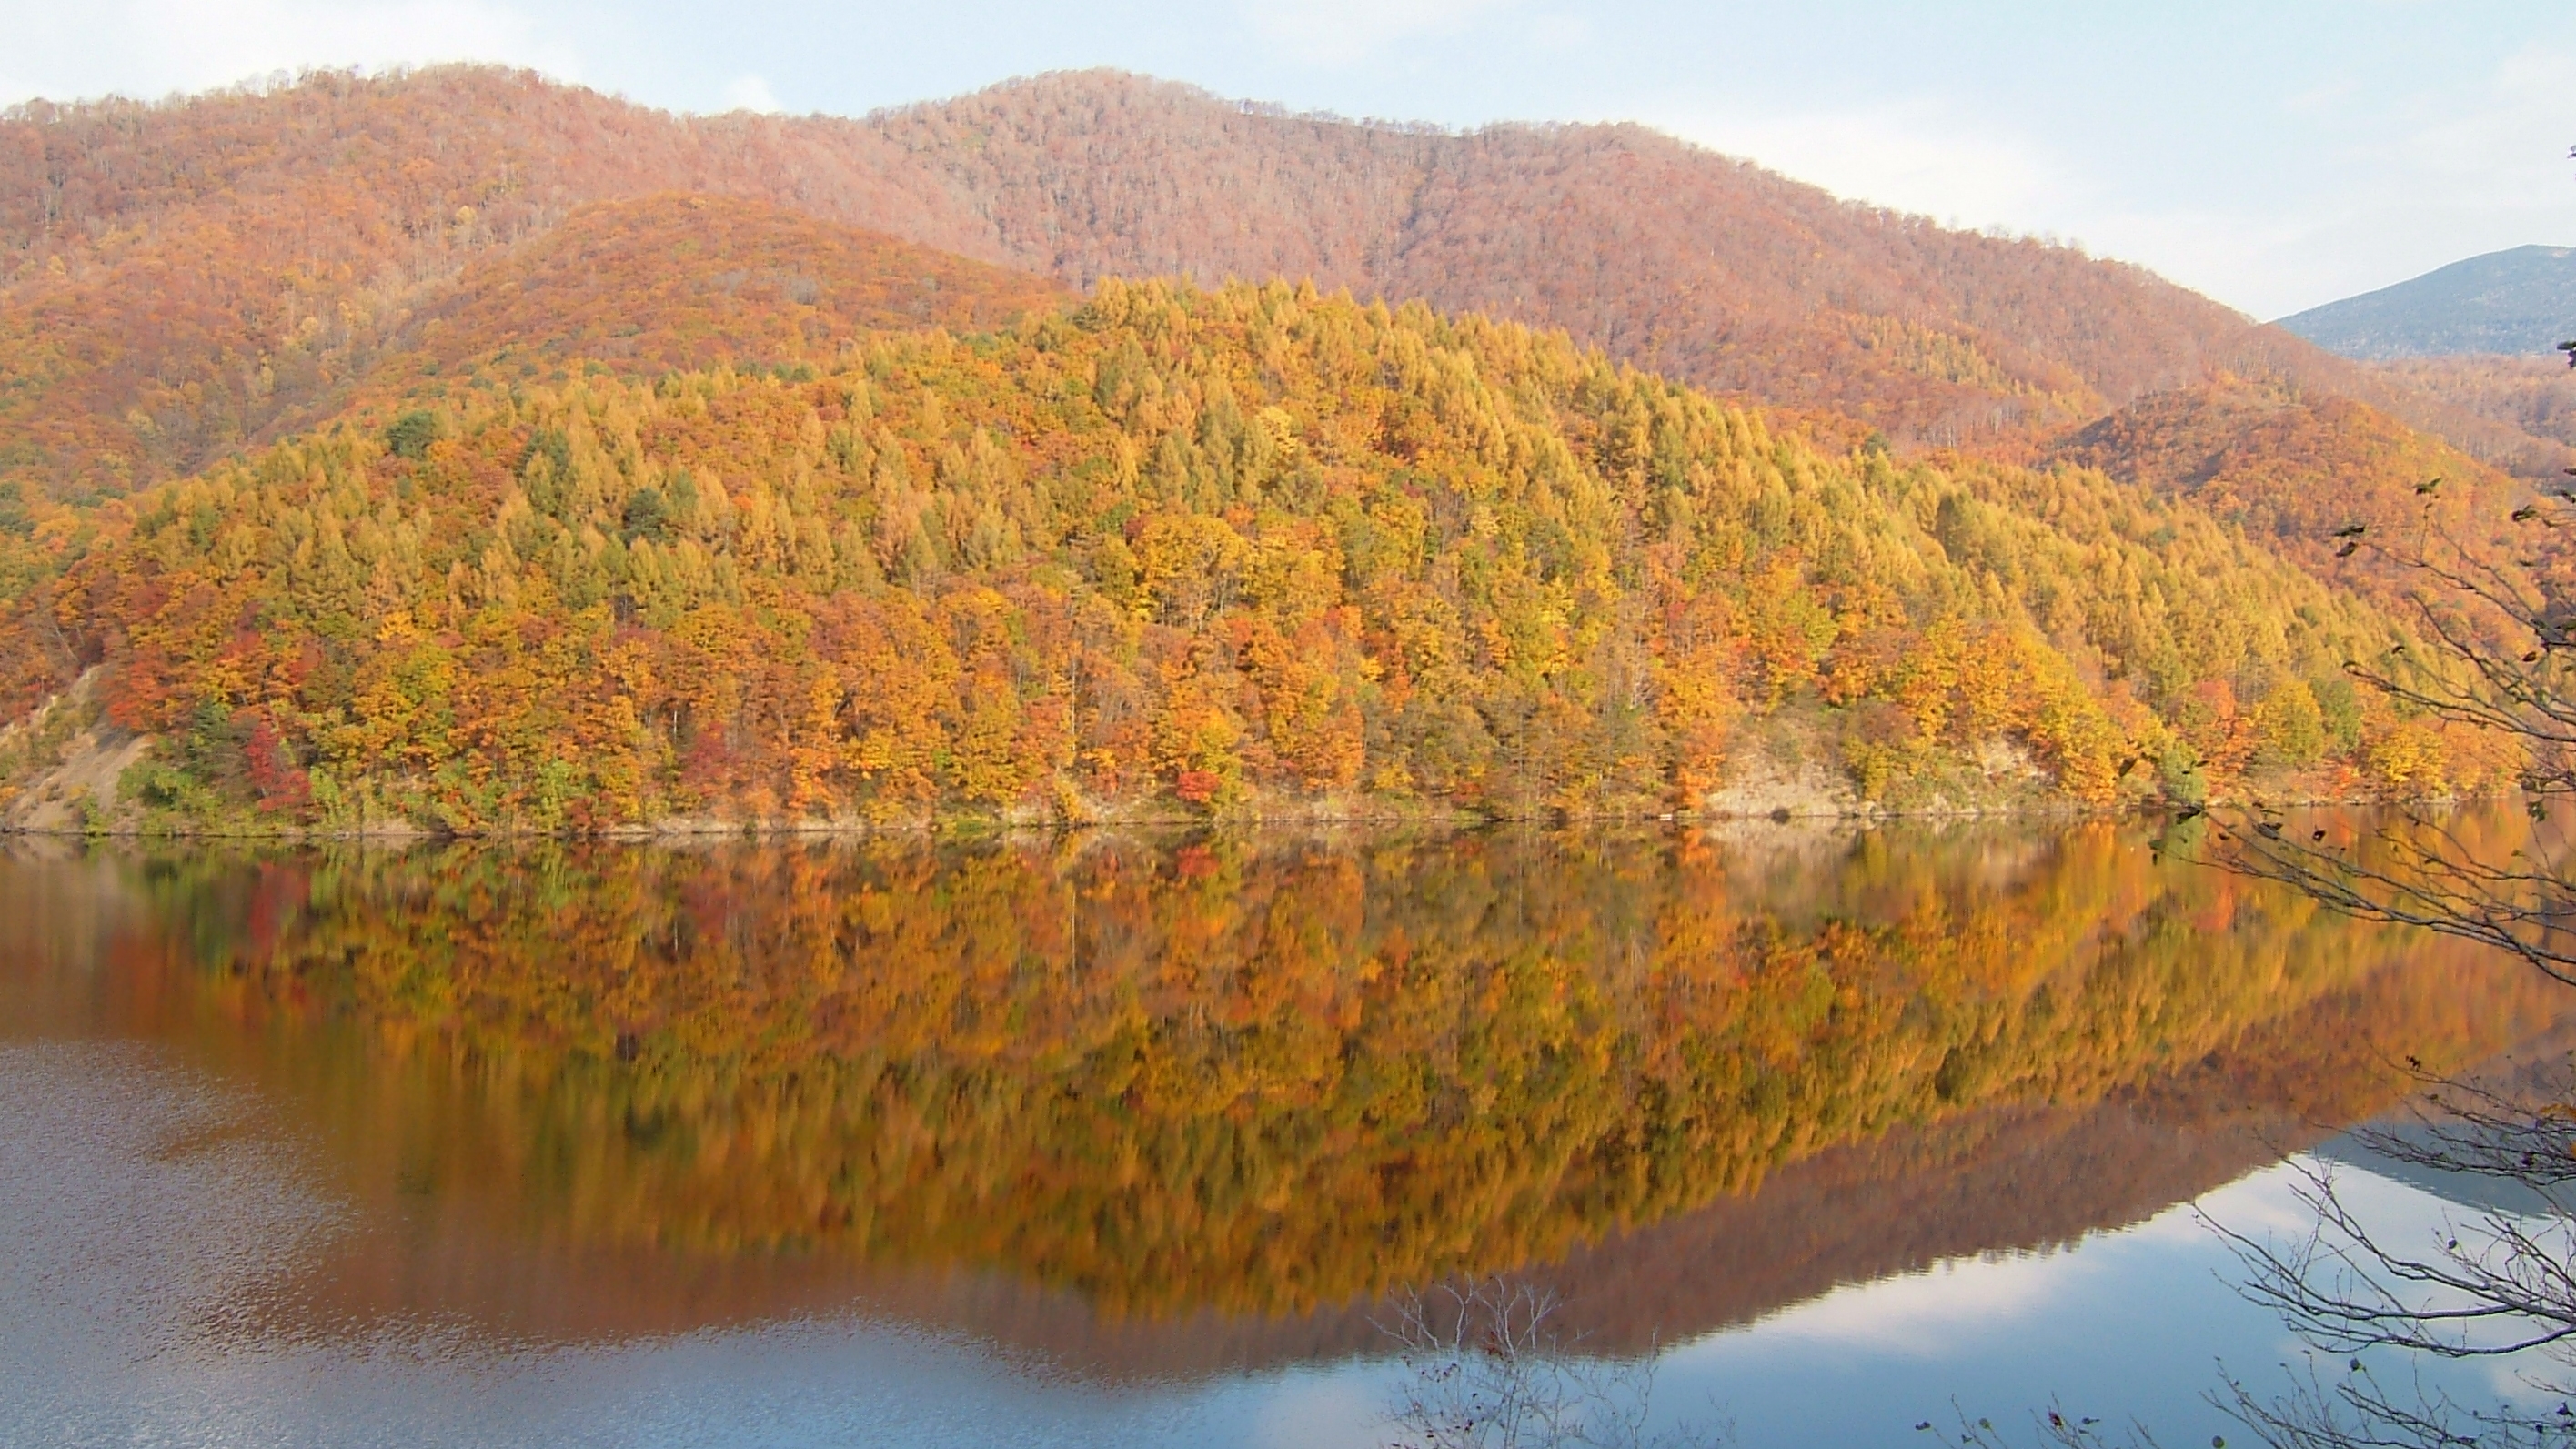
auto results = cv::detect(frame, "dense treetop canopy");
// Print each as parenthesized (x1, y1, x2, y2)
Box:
(0, 280, 2480, 830)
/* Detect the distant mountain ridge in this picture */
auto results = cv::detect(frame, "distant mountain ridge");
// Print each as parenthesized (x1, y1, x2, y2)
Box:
(2278, 244, 2576, 359)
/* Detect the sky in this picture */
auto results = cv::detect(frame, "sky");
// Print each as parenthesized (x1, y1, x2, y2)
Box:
(0, 0, 2568, 320)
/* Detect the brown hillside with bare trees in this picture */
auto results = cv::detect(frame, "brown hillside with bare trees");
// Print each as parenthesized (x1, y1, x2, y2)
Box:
(863, 72, 2554, 464)
(0, 64, 2556, 504)
(335, 193, 1069, 421)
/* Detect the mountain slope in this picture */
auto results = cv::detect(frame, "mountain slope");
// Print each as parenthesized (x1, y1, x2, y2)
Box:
(4, 65, 2559, 503)
(338, 193, 1069, 418)
(2279, 245, 2576, 359)
(2049, 378, 2525, 569)
(0, 69, 995, 498)
(863, 73, 2414, 446)
(2370, 354, 2576, 449)
(2040, 378, 2574, 754)
(0, 281, 2453, 834)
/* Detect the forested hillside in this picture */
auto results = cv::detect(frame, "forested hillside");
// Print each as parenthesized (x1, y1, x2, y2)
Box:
(0, 68, 2546, 830)
(868, 74, 2300, 446)
(0, 71, 1000, 499)
(2049, 379, 2531, 585)
(0, 282, 2471, 833)
(0, 65, 2556, 508)
(2370, 354, 2576, 450)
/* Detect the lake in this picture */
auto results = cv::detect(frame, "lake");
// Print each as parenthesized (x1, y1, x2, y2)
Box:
(3, 819, 2567, 1447)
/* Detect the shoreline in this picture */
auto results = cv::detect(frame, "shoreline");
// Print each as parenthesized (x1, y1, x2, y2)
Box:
(0, 792, 2420, 846)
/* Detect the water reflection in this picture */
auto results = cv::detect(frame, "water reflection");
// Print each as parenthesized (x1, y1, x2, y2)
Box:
(0, 817, 2569, 1439)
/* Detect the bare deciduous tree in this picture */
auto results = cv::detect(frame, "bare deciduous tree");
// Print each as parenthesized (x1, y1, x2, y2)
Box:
(2207, 1068, 2576, 1449)
(1377, 1278, 1730, 1449)
(2213, 514, 2576, 984)
(2052, 514, 2576, 1444)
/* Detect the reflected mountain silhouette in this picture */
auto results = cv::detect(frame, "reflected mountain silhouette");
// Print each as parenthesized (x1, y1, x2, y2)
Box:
(0, 819, 2562, 1379)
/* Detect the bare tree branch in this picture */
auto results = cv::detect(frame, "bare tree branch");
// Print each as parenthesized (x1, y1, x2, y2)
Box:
(1376, 1278, 1731, 1449)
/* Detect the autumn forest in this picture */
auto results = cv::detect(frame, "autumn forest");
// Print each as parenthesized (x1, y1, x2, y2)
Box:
(0, 65, 2554, 833)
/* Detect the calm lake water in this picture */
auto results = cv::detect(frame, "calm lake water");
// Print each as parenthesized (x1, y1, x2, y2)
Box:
(3, 820, 2570, 1447)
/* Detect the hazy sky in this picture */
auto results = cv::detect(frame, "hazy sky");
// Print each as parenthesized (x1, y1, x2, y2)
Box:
(1, 0, 2566, 320)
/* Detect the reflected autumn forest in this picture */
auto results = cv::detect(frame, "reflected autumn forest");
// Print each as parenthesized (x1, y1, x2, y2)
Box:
(2, 818, 2565, 1379)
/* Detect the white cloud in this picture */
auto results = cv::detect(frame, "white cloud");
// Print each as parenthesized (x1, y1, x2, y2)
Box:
(1655, 98, 2072, 235)
(0, 0, 577, 107)
(1726, 1248, 2078, 1357)
(722, 73, 782, 114)
(1239, 0, 1518, 67)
